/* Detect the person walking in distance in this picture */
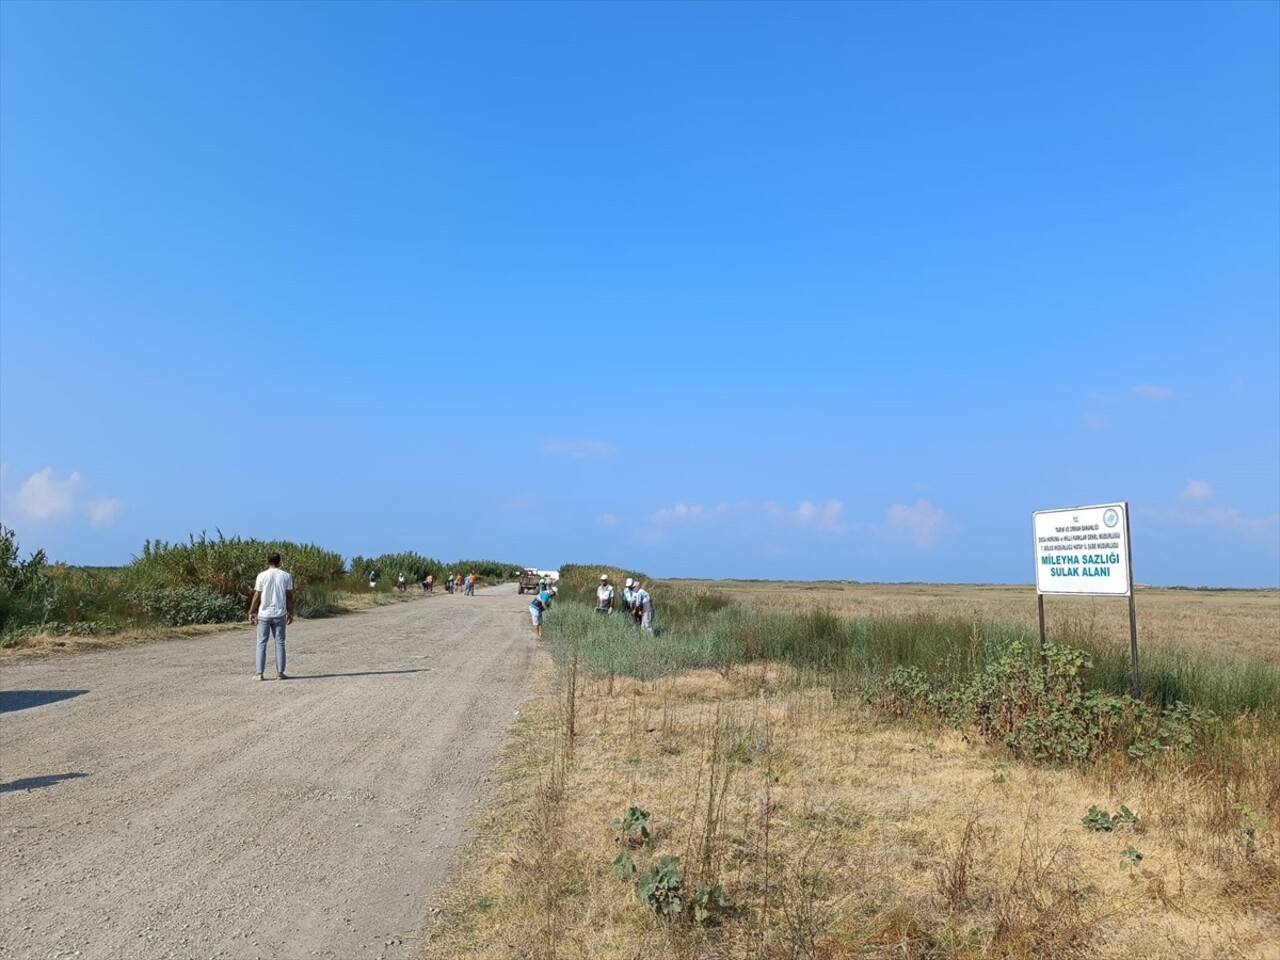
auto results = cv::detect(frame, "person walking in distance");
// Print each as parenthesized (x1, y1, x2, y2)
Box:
(248, 552, 295, 680)
(633, 581, 655, 635)
(596, 574, 615, 615)
(529, 586, 557, 641)
(622, 578, 635, 615)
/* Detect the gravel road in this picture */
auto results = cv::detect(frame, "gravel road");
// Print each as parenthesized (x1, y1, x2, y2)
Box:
(1, 584, 540, 960)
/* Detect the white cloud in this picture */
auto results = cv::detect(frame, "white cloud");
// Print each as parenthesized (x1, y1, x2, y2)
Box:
(506, 494, 537, 512)
(1082, 413, 1110, 431)
(540, 439, 618, 460)
(764, 499, 847, 534)
(10, 467, 123, 531)
(1140, 505, 1279, 542)
(599, 513, 618, 528)
(649, 499, 848, 535)
(1132, 384, 1173, 400)
(882, 499, 947, 548)
(651, 502, 732, 525)
(86, 497, 124, 528)
(1179, 480, 1213, 502)
(18, 468, 85, 520)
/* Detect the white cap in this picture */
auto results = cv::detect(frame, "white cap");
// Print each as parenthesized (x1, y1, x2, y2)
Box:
(600, 574, 608, 580)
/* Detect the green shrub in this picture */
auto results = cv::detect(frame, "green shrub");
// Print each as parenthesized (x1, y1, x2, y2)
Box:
(0, 525, 58, 635)
(450, 559, 521, 582)
(1082, 805, 1141, 832)
(127, 586, 244, 626)
(41, 565, 136, 627)
(955, 640, 1221, 766)
(129, 531, 345, 601)
(295, 585, 345, 619)
(637, 856, 685, 919)
(348, 554, 521, 589)
(348, 552, 442, 587)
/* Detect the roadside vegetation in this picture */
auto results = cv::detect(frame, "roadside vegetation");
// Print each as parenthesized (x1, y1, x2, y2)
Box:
(424, 575, 1280, 959)
(0, 525, 520, 650)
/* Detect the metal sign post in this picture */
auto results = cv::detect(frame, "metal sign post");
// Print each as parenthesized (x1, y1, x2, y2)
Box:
(1032, 501, 1139, 697)
(1124, 506, 1139, 699)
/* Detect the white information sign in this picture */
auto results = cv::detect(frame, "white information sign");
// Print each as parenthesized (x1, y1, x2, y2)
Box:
(1032, 502, 1132, 596)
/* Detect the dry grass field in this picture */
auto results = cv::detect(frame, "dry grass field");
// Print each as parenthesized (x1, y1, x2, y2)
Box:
(672, 581, 1280, 665)
(422, 582, 1280, 960)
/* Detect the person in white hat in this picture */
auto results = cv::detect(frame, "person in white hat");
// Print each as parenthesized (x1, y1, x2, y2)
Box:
(596, 574, 615, 614)
(622, 578, 635, 615)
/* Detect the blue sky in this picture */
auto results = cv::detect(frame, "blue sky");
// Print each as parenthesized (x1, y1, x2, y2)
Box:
(1, 1, 1277, 587)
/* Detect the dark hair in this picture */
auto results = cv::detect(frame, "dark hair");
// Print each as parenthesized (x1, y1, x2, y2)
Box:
(267, 552, 282, 566)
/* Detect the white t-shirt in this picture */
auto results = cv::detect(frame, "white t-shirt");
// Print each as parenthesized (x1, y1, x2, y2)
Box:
(596, 584, 615, 606)
(254, 567, 294, 618)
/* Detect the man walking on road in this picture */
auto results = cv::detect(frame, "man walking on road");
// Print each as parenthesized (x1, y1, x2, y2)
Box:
(248, 552, 295, 680)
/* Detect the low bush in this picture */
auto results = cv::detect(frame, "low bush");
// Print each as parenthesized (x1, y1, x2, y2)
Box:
(954, 640, 1220, 766)
(295, 585, 346, 619)
(127, 586, 244, 627)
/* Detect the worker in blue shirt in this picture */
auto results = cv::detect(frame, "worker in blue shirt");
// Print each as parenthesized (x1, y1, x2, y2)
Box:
(633, 582, 654, 635)
(529, 586, 557, 641)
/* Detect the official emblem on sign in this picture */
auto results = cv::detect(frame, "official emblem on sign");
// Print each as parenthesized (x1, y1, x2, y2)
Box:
(1103, 508, 1119, 528)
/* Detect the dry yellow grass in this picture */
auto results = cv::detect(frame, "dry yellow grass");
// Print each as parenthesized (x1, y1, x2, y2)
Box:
(423, 658, 1280, 960)
(668, 581, 1280, 664)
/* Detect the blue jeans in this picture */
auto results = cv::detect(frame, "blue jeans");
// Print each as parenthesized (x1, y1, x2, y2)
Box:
(256, 616, 287, 675)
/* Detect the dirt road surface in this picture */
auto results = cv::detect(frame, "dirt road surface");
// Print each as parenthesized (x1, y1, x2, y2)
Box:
(1, 584, 540, 960)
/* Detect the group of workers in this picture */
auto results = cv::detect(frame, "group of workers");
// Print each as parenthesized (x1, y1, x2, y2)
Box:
(528, 572, 656, 641)
(595, 574, 655, 634)
(369, 571, 480, 594)
(375, 567, 654, 641)
(438, 572, 478, 595)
